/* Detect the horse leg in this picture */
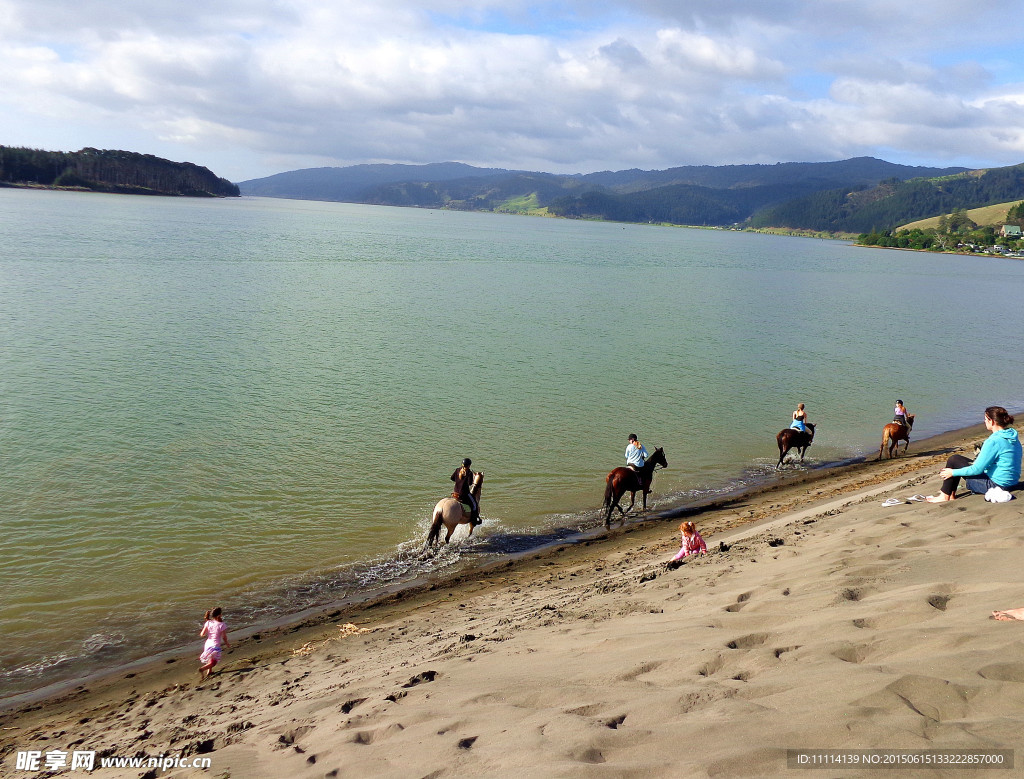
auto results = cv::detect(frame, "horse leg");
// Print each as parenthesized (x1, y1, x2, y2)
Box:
(444, 523, 454, 543)
(878, 432, 888, 461)
(605, 492, 618, 528)
(624, 492, 636, 514)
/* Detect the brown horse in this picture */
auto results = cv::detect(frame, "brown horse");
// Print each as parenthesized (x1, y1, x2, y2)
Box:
(878, 414, 915, 459)
(424, 472, 484, 549)
(602, 446, 667, 528)
(776, 422, 816, 467)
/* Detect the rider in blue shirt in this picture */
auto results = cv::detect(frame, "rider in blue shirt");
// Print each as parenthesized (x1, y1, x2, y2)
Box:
(625, 434, 648, 471)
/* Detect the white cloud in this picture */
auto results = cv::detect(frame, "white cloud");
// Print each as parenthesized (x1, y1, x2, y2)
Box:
(1, 0, 1022, 180)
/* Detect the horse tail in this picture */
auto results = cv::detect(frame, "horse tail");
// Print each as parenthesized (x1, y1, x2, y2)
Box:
(603, 474, 614, 507)
(426, 508, 443, 547)
(878, 428, 890, 460)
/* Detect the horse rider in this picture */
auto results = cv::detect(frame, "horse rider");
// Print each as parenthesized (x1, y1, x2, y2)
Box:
(790, 403, 808, 433)
(450, 458, 480, 525)
(625, 434, 648, 473)
(893, 399, 910, 428)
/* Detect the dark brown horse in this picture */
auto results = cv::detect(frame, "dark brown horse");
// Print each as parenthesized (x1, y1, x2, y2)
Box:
(602, 446, 667, 528)
(776, 422, 816, 467)
(878, 414, 915, 460)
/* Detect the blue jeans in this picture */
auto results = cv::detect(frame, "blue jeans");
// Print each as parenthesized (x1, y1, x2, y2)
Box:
(942, 454, 1003, 495)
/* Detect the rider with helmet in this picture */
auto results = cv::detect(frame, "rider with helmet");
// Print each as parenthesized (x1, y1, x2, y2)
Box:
(451, 458, 480, 525)
(893, 399, 910, 427)
(625, 434, 648, 472)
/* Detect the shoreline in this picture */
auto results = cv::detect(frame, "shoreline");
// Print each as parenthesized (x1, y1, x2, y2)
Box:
(0, 420, 943, 705)
(6, 416, 1023, 777)
(0, 419, 988, 716)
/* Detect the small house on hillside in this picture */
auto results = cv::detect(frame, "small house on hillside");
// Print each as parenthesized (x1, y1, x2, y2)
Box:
(1000, 224, 1021, 238)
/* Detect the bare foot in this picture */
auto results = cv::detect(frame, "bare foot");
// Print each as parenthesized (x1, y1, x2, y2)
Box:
(992, 608, 1024, 621)
(925, 493, 954, 503)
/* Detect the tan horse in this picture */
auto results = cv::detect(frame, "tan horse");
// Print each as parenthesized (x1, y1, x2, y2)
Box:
(878, 414, 915, 459)
(424, 472, 484, 549)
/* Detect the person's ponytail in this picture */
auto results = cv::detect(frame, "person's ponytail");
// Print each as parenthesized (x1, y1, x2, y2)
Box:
(986, 406, 1015, 427)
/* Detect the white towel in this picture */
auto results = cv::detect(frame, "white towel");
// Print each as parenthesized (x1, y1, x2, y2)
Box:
(985, 486, 1014, 503)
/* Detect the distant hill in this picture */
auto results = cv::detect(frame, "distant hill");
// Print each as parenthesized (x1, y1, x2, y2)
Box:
(0, 146, 239, 197)
(748, 164, 1024, 233)
(238, 162, 524, 201)
(238, 157, 968, 228)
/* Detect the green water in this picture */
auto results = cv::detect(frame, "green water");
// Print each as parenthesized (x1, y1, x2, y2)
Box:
(2, 188, 1023, 697)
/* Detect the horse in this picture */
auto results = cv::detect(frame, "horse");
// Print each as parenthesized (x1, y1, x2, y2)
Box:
(878, 414, 915, 460)
(602, 447, 668, 528)
(424, 472, 484, 550)
(776, 422, 816, 468)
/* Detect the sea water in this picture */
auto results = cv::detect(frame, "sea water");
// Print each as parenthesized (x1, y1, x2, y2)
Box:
(2, 188, 1023, 698)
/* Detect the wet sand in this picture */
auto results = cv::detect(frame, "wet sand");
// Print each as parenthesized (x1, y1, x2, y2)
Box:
(3, 422, 1024, 777)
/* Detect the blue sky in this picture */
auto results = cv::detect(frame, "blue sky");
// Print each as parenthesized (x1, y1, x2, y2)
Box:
(2, 0, 1024, 182)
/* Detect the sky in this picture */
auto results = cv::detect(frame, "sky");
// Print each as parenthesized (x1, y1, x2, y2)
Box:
(3, 0, 1024, 183)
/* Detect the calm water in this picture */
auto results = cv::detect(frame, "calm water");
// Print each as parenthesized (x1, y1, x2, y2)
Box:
(2, 188, 1024, 698)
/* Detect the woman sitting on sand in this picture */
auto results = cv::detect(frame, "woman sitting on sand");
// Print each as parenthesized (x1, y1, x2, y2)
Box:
(926, 406, 1021, 503)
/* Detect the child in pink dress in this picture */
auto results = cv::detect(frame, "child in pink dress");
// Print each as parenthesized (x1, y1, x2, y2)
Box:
(199, 607, 230, 680)
(671, 521, 707, 561)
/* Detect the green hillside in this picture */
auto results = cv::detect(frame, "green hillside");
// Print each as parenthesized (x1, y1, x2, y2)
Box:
(747, 164, 1024, 233)
(899, 201, 1017, 231)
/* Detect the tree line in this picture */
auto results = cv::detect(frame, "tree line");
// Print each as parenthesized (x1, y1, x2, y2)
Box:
(0, 146, 239, 197)
(857, 204, 1024, 252)
(748, 165, 1024, 233)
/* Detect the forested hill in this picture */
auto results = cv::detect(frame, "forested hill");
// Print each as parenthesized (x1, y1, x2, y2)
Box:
(747, 164, 1024, 233)
(239, 162, 523, 201)
(238, 157, 965, 226)
(0, 146, 239, 197)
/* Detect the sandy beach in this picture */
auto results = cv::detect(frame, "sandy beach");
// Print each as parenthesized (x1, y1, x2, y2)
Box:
(3, 423, 1024, 778)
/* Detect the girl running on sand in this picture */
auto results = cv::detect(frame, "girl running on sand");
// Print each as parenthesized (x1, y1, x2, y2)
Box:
(199, 607, 230, 680)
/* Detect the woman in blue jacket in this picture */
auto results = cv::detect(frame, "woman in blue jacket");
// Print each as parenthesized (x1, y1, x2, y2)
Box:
(927, 406, 1021, 502)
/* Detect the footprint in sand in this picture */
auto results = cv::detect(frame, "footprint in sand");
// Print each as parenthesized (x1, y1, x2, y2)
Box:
(978, 663, 1024, 682)
(402, 670, 439, 688)
(832, 642, 873, 664)
(774, 645, 801, 658)
(725, 633, 770, 650)
(699, 655, 726, 677)
(617, 660, 664, 681)
(571, 746, 606, 764)
(604, 714, 627, 729)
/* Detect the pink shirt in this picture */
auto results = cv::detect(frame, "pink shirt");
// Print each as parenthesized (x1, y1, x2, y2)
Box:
(202, 619, 227, 649)
(672, 530, 707, 560)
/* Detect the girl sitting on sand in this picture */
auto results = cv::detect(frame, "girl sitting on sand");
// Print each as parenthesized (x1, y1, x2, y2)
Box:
(926, 406, 1021, 503)
(199, 607, 230, 680)
(671, 521, 707, 561)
